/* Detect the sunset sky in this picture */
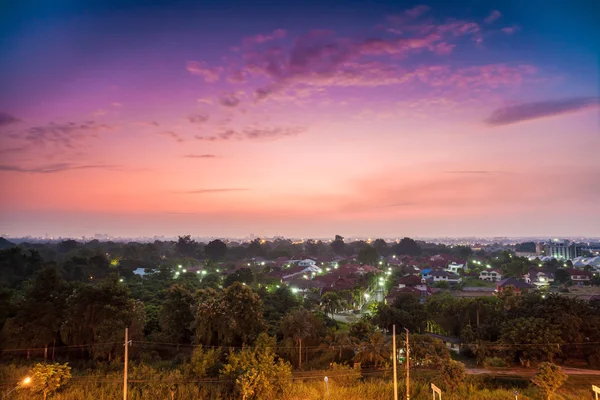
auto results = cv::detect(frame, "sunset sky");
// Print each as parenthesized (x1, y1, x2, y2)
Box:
(1, 0, 599, 238)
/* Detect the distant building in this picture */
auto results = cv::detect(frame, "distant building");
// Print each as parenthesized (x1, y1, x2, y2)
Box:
(496, 277, 535, 292)
(479, 269, 502, 282)
(546, 239, 581, 260)
(446, 262, 464, 274)
(428, 270, 462, 284)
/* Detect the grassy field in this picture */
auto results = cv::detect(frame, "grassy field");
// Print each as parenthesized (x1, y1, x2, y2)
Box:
(1, 364, 599, 399)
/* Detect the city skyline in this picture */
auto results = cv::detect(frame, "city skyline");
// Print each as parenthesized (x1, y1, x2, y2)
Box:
(1, 0, 599, 238)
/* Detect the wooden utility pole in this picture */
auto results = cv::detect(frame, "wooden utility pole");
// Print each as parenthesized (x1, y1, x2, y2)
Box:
(405, 328, 410, 400)
(123, 328, 129, 400)
(392, 325, 398, 400)
(298, 338, 302, 370)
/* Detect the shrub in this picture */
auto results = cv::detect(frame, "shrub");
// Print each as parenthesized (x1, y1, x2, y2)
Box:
(483, 357, 508, 368)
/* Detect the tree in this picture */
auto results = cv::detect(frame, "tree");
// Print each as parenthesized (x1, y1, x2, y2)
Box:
(440, 359, 466, 399)
(224, 268, 254, 287)
(530, 362, 567, 400)
(392, 238, 422, 256)
(280, 309, 323, 369)
(331, 235, 345, 255)
(205, 239, 227, 260)
(353, 330, 391, 368)
(60, 275, 146, 360)
(175, 235, 200, 257)
(357, 245, 379, 265)
(159, 284, 195, 346)
(220, 333, 292, 400)
(500, 317, 562, 366)
(373, 239, 389, 256)
(0, 268, 68, 358)
(28, 362, 72, 400)
(195, 283, 266, 347)
(554, 269, 571, 284)
(320, 292, 344, 319)
(187, 345, 221, 378)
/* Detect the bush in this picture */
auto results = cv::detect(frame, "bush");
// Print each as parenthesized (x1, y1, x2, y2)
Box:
(483, 357, 508, 368)
(327, 362, 362, 386)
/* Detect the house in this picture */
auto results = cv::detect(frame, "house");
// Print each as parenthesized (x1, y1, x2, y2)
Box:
(496, 277, 535, 292)
(566, 268, 592, 285)
(282, 265, 322, 280)
(385, 286, 430, 304)
(524, 269, 554, 288)
(420, 268, 433, 279)
(397, 274, 424, 288)
(297, 259, 317, 267)
(446, 263, 464, 274)
(428, 270, 462, 284)
(479, 269, 502, 282)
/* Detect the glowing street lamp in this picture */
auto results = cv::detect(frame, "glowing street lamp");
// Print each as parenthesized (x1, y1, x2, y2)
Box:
(3, 376, 32, 398)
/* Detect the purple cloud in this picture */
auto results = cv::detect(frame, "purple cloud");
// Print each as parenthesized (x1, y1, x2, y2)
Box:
(188, 114, 209, 124)
(186, 61, 222, 82)
(19, 121, 114, 148)
(157, 131, 185, 142)
(0, 112, 21, 128)
(501, 25, 520, 35)
(195, 126, 306, 141)
(219, 92, 241, 107)
(0, 163, 120, 174)
(484, 10, 502, 24)
(485, 97, 600, 126)
(183, 154, 218, 158)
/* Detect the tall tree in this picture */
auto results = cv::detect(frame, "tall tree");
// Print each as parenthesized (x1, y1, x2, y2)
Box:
(331, 235, 345, 255)
(280, 309, 323, 369)
(1, 268, 68, 358)
(392, 238, 422, 256)
(357, 245, 379, 265)
(195, 283, 266, 347)
(159, 284, 195, 346)
(353, 331, 391, 368)
(205, 239, 227, 260)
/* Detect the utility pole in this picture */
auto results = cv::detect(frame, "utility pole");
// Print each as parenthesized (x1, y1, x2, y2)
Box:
(392, 325, 398, 400)
(123, 328, 129, 400)
(405, 328, 410, 400)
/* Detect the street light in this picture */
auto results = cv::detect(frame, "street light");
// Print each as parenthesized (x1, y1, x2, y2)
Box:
(2, 376, 31, 399)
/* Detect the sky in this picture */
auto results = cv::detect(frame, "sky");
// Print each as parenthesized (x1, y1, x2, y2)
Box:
(1, 0, 599, 239)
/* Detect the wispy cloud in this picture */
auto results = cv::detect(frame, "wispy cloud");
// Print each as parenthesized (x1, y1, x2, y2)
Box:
(501, 25, 520, 35)
(219, 92, 241, 107)
(17, 121, 115, 148)
(195, 126, 306, 141)
(186, 61, 222, 82)
(0, 163, 120, 174)
(484, 10, 502, 24)
(183, 154, 218, 159)
(188, 113, 209, 124)
(0, 112, 21, 127)
(175, 188, 250, 194)
(242, 28, 286, 46)
(157, 131, 185, 142)
(485, 97, 600, 126)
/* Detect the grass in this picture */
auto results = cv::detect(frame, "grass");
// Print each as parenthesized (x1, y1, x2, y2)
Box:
(1, 364, 598, 399)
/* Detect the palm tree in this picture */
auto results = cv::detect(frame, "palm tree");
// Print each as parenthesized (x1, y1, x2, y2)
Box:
(319, 330, 354, 362)
(320, 292, 345, 319)
(353, 330, 391, 368)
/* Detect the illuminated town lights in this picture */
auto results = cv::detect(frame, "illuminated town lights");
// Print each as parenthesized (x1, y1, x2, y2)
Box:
(291, 288, 299, 293)
(178, 265, 182, 269)
(201, 270, 207, 275)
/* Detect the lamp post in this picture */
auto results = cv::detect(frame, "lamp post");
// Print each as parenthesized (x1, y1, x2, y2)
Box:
(2, 376, 31, 399)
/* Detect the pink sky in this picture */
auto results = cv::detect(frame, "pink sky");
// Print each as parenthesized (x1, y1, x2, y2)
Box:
(0, 4, 599, 238)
